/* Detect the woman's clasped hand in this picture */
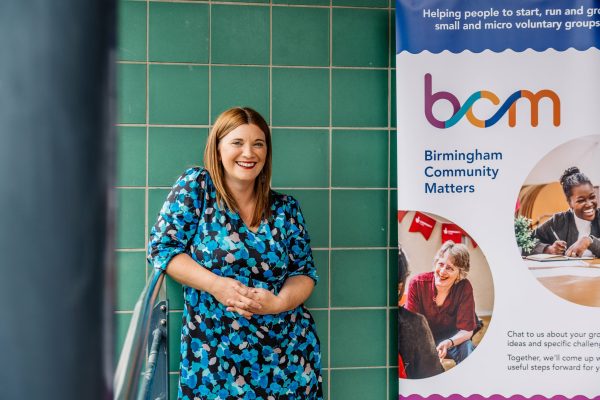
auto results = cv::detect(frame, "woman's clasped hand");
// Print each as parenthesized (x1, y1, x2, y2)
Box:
(209, 277, 262, 319)
(209, 276, 287, 318)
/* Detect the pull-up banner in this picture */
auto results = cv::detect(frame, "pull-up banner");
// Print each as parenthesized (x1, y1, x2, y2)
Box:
(396, 0, 600, 399)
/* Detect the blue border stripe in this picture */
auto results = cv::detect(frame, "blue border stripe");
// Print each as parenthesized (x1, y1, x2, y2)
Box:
(396, 0, 600, 54)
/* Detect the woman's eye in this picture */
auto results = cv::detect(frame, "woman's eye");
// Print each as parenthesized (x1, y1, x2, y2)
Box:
(254, 142, 264, 147)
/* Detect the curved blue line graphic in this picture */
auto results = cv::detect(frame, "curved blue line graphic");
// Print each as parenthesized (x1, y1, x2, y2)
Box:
(484, 91, 522, 127)
(444, 92, 482, 128)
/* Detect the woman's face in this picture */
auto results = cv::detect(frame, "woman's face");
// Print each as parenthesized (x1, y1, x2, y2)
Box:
(568, 183, 597, 221)
(218, 123, 267, 188)
(434, 251, 460, 289)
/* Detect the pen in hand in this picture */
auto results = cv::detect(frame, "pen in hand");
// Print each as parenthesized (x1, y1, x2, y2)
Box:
(550, 228, 567, 255)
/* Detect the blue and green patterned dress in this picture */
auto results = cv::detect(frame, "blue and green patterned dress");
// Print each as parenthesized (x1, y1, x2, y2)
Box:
(148, 167, 323, 400)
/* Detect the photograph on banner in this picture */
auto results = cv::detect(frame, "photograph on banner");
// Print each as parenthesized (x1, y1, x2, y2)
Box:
(398, 210, 494, 379)
(516, 135, 600, 307)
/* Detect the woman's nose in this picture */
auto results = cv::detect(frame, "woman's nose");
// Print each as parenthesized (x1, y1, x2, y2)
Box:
(241, 144, 253, 157)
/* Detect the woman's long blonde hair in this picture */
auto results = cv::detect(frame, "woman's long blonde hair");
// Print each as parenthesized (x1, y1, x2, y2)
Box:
(204, 107, 272, 226)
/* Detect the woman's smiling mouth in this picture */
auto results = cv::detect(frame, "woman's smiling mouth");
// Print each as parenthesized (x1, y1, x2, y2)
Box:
(583, 207, 596, 217)
(236, 161, 257, 169)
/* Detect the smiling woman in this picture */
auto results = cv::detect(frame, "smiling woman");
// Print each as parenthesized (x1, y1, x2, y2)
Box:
(532, 167, 600, 257)
(148, 107, 323, 399)
(405, 241, 477, 365)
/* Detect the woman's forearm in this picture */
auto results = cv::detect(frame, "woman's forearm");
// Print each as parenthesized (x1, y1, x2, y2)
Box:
(437, 329, 474, 359)
(164, 253, 219, 292)
(165, 253, 261, 318)
(165, 254, 315, 315)
(449, 329, 473, 346)
(278, 275, 315, 312)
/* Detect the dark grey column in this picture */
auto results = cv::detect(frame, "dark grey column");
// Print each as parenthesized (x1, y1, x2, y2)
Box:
(0, 1, 115, 399)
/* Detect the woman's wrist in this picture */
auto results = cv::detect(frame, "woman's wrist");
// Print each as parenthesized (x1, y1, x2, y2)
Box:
(448, 338, 455, 348)
(206, 274, 223, 297)
(275, 293, 291, 313)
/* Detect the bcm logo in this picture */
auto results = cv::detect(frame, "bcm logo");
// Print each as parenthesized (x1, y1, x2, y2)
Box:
(424, 73, 561, 129)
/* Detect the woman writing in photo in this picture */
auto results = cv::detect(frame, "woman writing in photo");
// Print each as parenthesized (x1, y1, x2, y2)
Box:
(148, 107, 322, 399)
(533, 167, 600, 257)
(405, 241, 477, 365)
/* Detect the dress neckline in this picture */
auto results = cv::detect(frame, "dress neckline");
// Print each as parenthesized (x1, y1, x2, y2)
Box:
(228, 208, 266, 234)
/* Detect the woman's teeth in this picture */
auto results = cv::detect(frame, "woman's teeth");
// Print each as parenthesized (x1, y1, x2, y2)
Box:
(236, 161, 255, 168)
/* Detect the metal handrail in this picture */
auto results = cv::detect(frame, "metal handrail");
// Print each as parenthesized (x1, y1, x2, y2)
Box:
(114, 268, 167, 400)
(139, 326, 167, 399)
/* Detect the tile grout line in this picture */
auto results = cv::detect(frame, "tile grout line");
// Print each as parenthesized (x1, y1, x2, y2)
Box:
(144, 0, 150, 285)
(117, 60, 390, 71)
(385, 0, 393, 399)
(116, 246, 400, 251)
(328, 365, 389, 370)
(164, 365, 389, 371)
(148, 306, 398, 313)
(139, 0, 390, 11)
(116, 246, 401, 252)
(117, 186, 393, 190)
(327, 1, 333, 398)
(117, 123, 395, 131)
(208, 0, 213, 126)
(269, 0, 273, 127)
(278, 187, 389, 190)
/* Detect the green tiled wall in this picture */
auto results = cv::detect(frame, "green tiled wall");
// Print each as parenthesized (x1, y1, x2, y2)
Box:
(116, 1, 397, 399)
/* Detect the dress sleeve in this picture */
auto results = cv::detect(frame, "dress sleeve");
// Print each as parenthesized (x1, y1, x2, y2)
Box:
(147, 168, 203, 271)
(285, 196, 319, 284)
